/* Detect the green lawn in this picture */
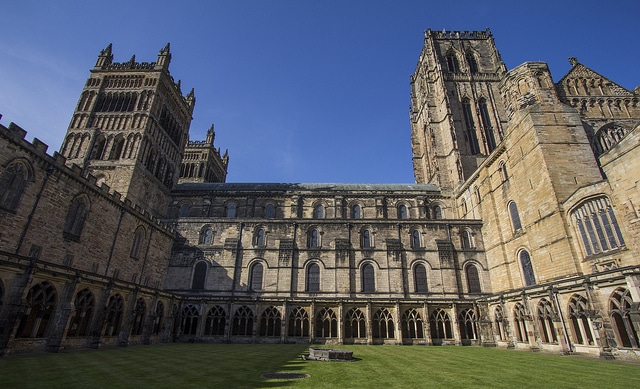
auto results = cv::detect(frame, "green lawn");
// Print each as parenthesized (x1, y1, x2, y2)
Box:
(1, 343, 639, 388)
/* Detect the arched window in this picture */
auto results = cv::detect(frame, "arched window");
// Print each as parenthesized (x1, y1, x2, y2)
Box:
(401, 308, 424, 339)
(192, 261, 207, 290)
(609, 288, 639, 348)
(200, 228, 214, 245)
(315, 308, 338, 338)
(459, 308, 478, 340)
(103, 294, 124, 336)
(255, 228, 266, 247)
(250, 263, 264, 291)
(344, 308, 366, 338)
(260, 306, 282, 337)
(179, 203, 190, 217)
(204, 305, 226, 336)
(429, 309, 452, 340)
(572, 197, 625, 257)
(513, 303, 529, 342)
(499, 161, 508, 182)
(461, 229, 474, 249)
(0, 160, 31, 212)
(306, 263, 320, 292)
(462, 98, 480, 155)
(131, 298, 147, 336)
(460, 199, 468, 217)
(181, 304, 199, 336)
(411, 230, 421, 249)
(414, 263, 428, 293)
(264, 204, 275, 219)
(361, 263, 375, 293)
(308, 228, 320, 248)
(372, 308, 395, 339)
(519, 250, 536, 286)
(231, 306, 254, 336)
(568, 295, 594, 345)
(494, 305, 506, 341)
(466, 264, 481, 293)
(433, 205, 443, 219)
(64, 196, 89, 240)
(479, 98, 497, 152)
(67, 288, 94, 337)
(91, 135, 106, 160)
(467, 53, 479, 73)
(446, 51, 460, 73)
(537, 299, 557, 343)
(109, 136, 125, 160)
(313, 204, 324, 219)
(153, 301, 164, 335)
(288, 307, 309, 337)
(352, 204, 361, 219)
(130, 226, 145, 259)
(508, 201, 522, 231)
(398, 204, 408, 219)
(16, 282, 57, 338)
(362, 229, 372, 248)
(226, 203, 237, 218)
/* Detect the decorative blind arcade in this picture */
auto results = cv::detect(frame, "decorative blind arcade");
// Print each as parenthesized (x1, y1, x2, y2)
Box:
(572, 197, 625, 256)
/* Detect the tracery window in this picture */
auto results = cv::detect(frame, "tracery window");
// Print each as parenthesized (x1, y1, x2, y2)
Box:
(67, 288, 94, 337)
(0, 160, 31, 212)
(479, 98, 497, 152)
(288, 307, 310, 337)
(459, 308, 478, 340)
(572, 197, 625, 257)
(429, 308, 452, 340)
(568, 295, 594, 345)
(153, 301, 164, 335)
(414, 263, 428, 293)
(593, 125, 629, 156)
(306, 263, 320, 292)
(103, 294, 124, 336)
(232, 306, 254, 336)
(446, 51, 460, 73)
(16, 282, 57, 338)
(461, 229, 474, 249)
(401, 308, 424, 339)
(519, 250, 536, 286)
(260, 306, 282, 337)
(494, 305, 506, 341)
(537, 299, 557, 343)
(361, 263, 375, 293)
(131, 298, 147, 336)
(372, 308, 395, 339)
(315, 308, 338, 338)
(344, 308, 366, 338)
(180, 305, 199, 336)
(204, 305, 226, 336)
(513, 303, 529, 342)
(467, 53, 479, 73)
(609, 288, 639, 348)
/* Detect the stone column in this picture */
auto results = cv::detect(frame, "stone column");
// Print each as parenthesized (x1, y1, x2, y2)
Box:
(366, 300, 373, 344)
(451, 303, 460, 345)
(395, 301, 402, 345)
(0, 260, 37, 355)
(46, 275, 81, 352)
(423, 302, 431, 345)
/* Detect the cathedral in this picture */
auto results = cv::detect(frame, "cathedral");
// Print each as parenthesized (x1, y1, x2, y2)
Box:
(0, 29, 639, 359)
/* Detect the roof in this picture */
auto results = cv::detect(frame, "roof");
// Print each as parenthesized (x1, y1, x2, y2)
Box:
(173, 182, 440, 193)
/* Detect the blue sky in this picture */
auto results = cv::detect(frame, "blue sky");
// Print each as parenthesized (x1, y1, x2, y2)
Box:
(1, 1, 638, 183)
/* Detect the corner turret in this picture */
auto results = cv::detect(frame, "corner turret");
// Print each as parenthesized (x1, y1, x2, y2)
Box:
(94, 43, 113, 69)
(155, 42, 172, 70)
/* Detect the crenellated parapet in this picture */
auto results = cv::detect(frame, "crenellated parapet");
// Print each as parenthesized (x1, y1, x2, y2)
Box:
(425, 28, 492, 40)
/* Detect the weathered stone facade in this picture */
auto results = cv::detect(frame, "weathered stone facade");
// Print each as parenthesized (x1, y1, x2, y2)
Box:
(0, 29, 638, 358)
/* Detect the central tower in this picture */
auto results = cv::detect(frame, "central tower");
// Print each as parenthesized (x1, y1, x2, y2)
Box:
(410, 29, 507, 191)
(60, 43, 195, 216)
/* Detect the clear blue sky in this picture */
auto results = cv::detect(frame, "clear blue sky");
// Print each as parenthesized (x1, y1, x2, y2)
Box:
(1, 1, 638, 183)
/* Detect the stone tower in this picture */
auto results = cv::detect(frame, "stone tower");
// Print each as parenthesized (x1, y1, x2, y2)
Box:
(178, 124, 229, 183)
(410, 29, 508, 191)
(60, 43, 195, 217)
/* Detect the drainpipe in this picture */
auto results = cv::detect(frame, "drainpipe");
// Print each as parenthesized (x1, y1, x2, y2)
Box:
(551, 286, 572, 353)
(15, 165, 54, 255)
(104, 208, 126, 277)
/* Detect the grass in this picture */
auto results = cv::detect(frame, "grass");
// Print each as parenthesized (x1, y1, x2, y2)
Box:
(1, 343, 639, 388)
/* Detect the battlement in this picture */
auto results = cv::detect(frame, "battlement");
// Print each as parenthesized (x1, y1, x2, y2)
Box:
(0, 117, 175, 236)
(425, 28, 492, 40)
